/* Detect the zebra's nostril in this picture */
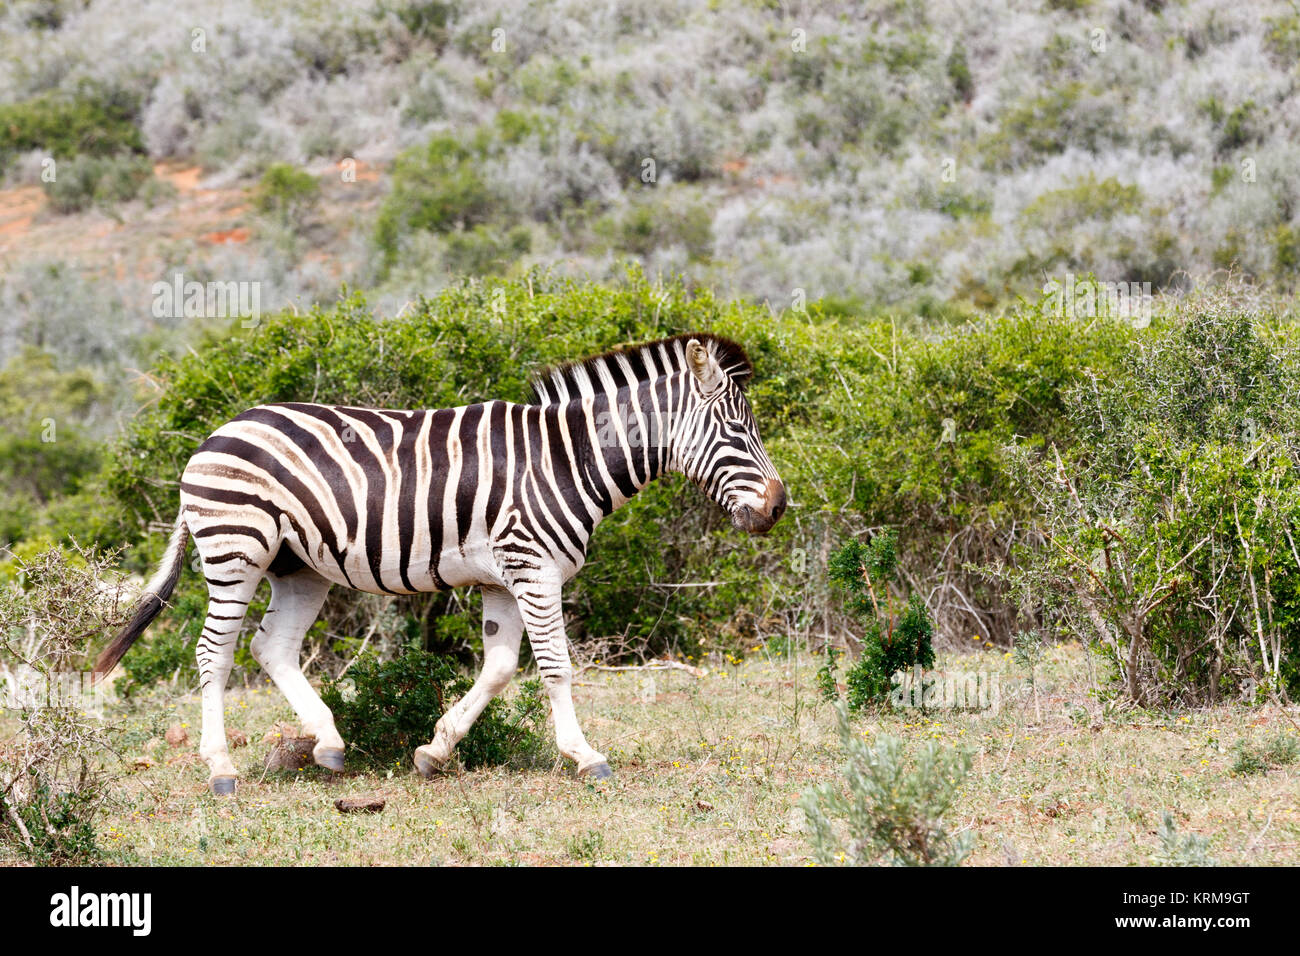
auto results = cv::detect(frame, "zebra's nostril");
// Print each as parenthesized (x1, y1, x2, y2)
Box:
(765, 480, 787, 522)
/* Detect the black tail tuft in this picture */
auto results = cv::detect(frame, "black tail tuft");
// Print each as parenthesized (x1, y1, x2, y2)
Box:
(94, 520, 189, 681)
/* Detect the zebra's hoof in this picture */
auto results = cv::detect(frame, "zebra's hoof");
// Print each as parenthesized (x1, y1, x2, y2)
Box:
(580, 761, 614, 781)
(210, 776, 237, 796)
(314, 746, 345, 772)
(413, 745, 446, 779)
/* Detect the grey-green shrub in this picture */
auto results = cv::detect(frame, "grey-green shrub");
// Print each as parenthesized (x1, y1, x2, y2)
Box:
(0, 545, 130, 863)
(801, 702, 973, 866)
(1152, 812, 1214, 867)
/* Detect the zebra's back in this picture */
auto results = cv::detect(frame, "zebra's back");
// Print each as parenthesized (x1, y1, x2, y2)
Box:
(178, 400, 544, 595)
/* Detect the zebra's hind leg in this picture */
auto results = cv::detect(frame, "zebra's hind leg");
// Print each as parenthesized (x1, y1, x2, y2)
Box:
(415, 587, 522, 777)
(196, 565, 264, 796)
(250, 568, 344, 771)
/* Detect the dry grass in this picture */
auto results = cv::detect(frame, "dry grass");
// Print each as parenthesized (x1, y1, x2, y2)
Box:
(3, 642, 1299, 866)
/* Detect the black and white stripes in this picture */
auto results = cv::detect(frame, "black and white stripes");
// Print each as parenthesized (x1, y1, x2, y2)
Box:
(98, 334, 786, 793)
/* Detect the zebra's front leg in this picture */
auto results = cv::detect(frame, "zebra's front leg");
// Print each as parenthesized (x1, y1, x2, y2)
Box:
(414, 587, 523, 777)
(510, 579, 611, 780)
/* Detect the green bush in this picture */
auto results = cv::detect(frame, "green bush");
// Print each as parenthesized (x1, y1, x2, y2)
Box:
(374, 134, 502, 274)
(41, 153, 156, 214)
(816, 294, 1137, 646)
(0, 349, 105, 550)
(1231, 732, 1299, 776)
(255, 163, 321, 225)
(444, 224, 531, 276)
(1018, 174, 1142, 228)
(320, 648, 549, 770)
(983, 82, 1124, 169)
(822, 532, 936, 710)
(595, 193, 714, 262)
(946, 40, 973, 103)
(801, 702, 973, 866)
(998, 298, 1300, 704)
(0, 83, 144, 170)
(381, 0, 455, 45)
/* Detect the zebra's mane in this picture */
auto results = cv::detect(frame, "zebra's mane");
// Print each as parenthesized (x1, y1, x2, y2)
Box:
(527, 333, 753, 407)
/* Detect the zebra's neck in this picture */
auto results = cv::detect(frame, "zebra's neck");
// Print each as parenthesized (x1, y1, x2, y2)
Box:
(552, 375, 681, 524)
(529, 335, 735, 528)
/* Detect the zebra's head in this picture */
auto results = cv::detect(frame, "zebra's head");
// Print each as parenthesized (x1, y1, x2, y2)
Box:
(675, 337, 787, 534)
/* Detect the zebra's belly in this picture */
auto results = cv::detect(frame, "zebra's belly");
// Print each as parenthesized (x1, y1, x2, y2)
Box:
(303, 535, 507, 595)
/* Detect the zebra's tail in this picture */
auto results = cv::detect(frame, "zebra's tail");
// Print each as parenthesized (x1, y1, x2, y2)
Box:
(94, 517, 191, 680)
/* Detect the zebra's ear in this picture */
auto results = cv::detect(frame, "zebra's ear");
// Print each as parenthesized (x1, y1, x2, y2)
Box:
(686, 338, 723, 390)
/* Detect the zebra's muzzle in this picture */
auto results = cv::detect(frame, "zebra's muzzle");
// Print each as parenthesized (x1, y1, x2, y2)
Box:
(731, 479, 787, 534)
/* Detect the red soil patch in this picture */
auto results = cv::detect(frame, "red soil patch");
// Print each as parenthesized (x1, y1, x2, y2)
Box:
(155, 164, 204, 192)
(0, 184, 43, 244)
(343, 159, 382, 183)
(201, 227, 250, 244)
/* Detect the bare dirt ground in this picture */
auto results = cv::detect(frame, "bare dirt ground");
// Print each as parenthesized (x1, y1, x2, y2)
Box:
(0, 160, 386, 302)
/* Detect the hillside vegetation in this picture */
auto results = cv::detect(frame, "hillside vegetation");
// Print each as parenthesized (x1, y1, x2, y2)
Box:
(4, 0, 1300, 379)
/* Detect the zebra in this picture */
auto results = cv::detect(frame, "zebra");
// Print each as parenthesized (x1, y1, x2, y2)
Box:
(96, 334, 787, 795)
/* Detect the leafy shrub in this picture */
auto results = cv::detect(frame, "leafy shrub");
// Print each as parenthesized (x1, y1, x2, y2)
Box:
(0, 348, 105, 550)
(825, 294, 1137, 646)
(375, 134, 502, 275)
(1018, 174, 1142, 228)
(1216, 101, 1260, 156)
(0, 82, 144, 171)
(444, 224, 532, 276)
(823, 532, 935, 710)
(984, 82, 1124, 169)
(801, 702, 973, 866)
(998, 298, 1300, 704)
(946, 40, 973, 103)
(41, 153, 156, 214)
(255, 163, 321, 226)
(381, 0, 455, 45)
(595, 193, 714, 262)
(1231, 732, 1299, 776)
(320, 648, 549, 770)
